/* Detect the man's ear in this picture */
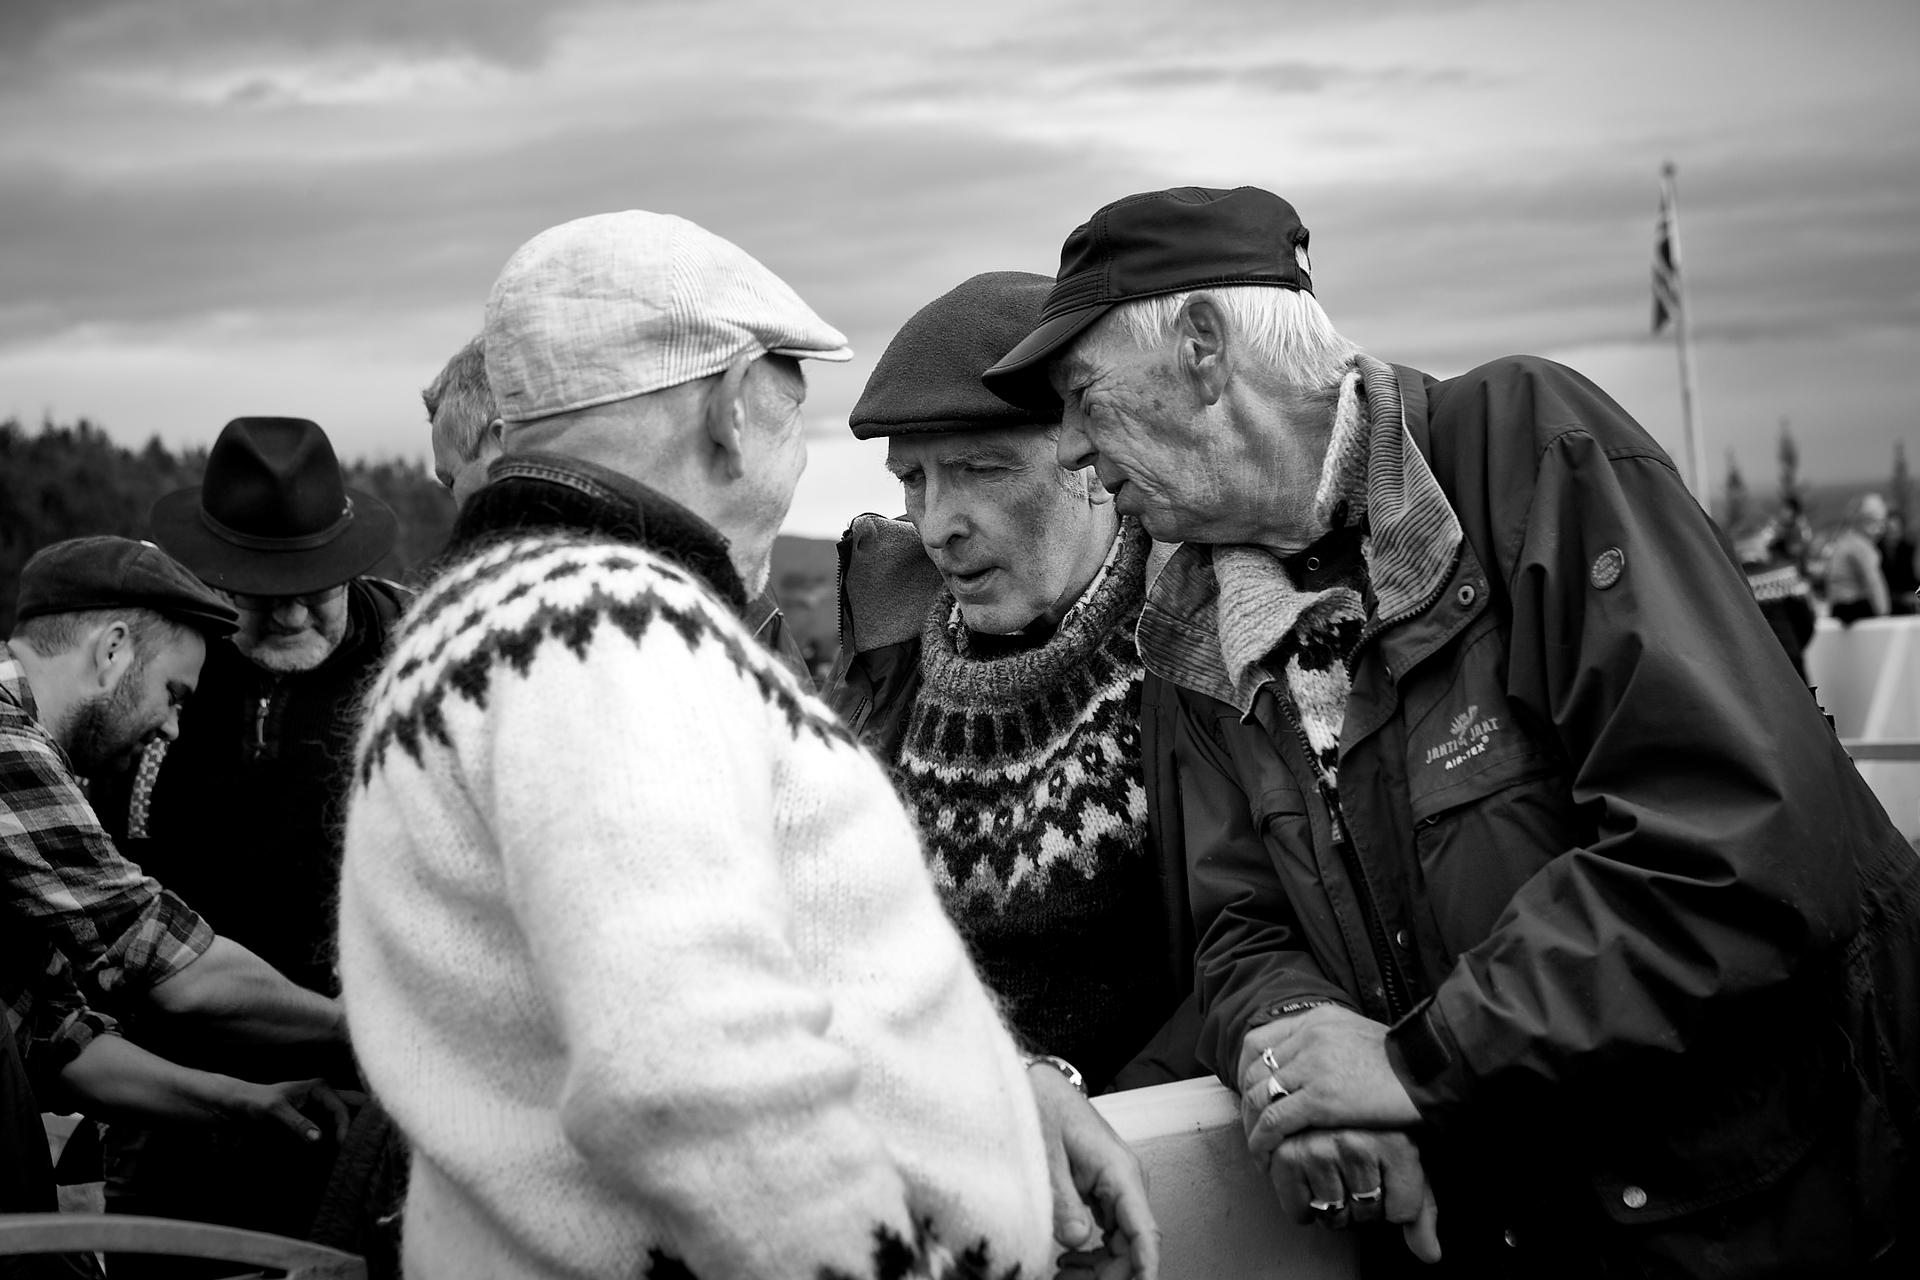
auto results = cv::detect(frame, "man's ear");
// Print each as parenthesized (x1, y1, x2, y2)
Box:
(87, 620, 135, 693)
(484, 416, 505, 451)
(1178, 293, 1230, 405)
(702, 353, 758, 481)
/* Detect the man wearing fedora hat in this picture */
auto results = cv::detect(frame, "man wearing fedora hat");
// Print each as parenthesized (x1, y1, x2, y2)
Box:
(92, 417, 412, 1272)
(983, 184, 1920, 1276)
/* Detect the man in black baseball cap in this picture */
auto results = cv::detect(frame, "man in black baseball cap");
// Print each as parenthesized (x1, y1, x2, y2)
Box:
(986, 184, 1920, 1277)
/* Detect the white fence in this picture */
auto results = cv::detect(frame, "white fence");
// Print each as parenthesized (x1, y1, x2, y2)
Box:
(1807, 614, 1920, 836)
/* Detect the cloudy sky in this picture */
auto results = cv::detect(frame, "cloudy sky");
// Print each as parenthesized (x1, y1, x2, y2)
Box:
(2, 0, 1916, 536)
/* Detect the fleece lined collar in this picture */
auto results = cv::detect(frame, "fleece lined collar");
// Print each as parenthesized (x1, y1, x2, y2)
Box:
(1137, 354, 1464, 713)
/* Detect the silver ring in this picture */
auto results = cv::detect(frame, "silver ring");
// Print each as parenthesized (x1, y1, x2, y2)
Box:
(1309, 1198, 1347, 1215)
(1260, 1047, 1280, 1073)
(1264, 1075, 1290, 1102)
(1349, 1186, 1383, 1204)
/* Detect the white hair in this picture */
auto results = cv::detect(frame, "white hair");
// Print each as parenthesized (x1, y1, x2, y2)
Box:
(1095, 285, 1358, 393)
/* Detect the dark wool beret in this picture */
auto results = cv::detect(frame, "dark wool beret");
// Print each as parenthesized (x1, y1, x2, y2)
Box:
(16, 536, 239, 638)
(849, 271, 1062, 440)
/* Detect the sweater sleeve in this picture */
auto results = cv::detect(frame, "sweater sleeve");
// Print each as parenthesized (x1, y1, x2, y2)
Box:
(484, 604, 932, 1280)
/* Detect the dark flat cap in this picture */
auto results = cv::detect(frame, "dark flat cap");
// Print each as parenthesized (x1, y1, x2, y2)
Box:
(850, 271, 1061, 440)
(15, 536, 239, 638)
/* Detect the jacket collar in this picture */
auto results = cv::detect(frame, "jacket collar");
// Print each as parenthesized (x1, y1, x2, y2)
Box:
(1137, 354, 1463, 713)
(452, 453, 748, 610)
(836, 513, 947, 658)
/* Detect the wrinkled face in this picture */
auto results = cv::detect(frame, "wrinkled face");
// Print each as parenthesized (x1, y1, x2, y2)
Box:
(431, 412, 501, 510)
(886, 426, 1102, 634)
(1048, 324, 1228, 545)
(232, 584, 350, 673)
(1050, 317, 1328, 551)
(731, 356, 809, 596)
(67, 630, 204, 776)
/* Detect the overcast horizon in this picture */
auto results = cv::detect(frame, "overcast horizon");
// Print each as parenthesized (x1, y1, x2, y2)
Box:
(3, 0, 1916, 537)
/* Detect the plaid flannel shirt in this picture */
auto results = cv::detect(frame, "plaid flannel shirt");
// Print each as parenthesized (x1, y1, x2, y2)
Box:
(2, 930, 120, 1106)
(1, 642, 213, 1035)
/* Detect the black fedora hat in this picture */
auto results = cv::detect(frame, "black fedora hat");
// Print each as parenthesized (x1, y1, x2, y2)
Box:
(150, 417, 398, 597)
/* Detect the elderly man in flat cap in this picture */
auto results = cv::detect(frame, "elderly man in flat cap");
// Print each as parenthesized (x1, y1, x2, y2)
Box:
(983, 185, 1920, 1277)
(423, 332, 817, 680)
(339, 212, 1150, 1280)
(91, 418, 410, 1273)
(826, 270, 1197, 1259)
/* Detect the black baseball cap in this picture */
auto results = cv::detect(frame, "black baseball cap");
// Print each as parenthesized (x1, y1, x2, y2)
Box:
(15, 536, 240, 638)
(983, 186, 1314, 413)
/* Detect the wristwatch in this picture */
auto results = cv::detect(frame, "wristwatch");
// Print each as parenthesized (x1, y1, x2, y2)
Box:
(1023, 1052, 1086, 1094)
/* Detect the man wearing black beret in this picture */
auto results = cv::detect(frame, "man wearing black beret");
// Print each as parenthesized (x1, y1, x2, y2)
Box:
(825, 270, 1196, 1273)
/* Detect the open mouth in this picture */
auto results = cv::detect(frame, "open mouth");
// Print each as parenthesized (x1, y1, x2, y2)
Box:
(948, 566, 999, 594)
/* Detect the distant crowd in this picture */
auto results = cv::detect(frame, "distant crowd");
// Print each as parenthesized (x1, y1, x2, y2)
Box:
(4, 185, 1917, 1280)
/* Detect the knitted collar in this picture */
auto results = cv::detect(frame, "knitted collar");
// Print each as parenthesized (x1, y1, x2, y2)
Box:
(1136, 354, 1464, 714)
(450, 453, 748, 610)
(917, 518, 1149, 708)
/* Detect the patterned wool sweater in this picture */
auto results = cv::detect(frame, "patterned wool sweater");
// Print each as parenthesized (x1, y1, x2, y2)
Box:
(337, 526, 1054, 1280)
(892, 521, 1161, 1090)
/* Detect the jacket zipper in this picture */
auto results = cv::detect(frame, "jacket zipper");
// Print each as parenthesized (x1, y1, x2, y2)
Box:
(1326, 560, 1471, 1019)
(1270, 689, 1414, 1021)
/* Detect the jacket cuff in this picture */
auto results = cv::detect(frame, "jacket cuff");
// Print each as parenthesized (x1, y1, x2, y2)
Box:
(1385, 997, 1471, 1124)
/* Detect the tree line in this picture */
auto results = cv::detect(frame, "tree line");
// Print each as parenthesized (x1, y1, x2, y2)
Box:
(0, 417, 456, 634)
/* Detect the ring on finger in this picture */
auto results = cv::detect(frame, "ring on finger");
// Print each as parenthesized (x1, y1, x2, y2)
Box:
(1349, 1186, 1383, 1204)
(1263, 1074, 1290, 1102)
(1309, 1198, 1347, 1217)
(1260, 1047, 1280, 1073)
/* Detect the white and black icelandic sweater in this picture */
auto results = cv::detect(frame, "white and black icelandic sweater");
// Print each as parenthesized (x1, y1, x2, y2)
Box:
(336, 462, 1054, 1280)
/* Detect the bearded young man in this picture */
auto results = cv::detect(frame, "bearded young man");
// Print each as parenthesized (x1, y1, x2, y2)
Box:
(2, 539, 358, 1280)
(2, 535, 346, 1049)
(984, 184, 1920, 1278)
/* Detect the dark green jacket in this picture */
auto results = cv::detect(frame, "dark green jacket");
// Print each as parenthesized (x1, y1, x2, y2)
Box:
(824, 515, 1202, 1092)
(1149, 356, 1919, 1275)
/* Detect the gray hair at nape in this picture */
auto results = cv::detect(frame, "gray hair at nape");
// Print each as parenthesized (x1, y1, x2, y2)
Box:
(1096, 285, 1359, 394)
(421, 335, 498, 464)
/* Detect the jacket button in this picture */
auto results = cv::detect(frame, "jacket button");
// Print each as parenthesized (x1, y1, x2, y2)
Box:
(1503, 1228, 1519, 1248)
(1306, 556, 1321, 572)
(1455, 584, 1476, 607)
(1621, 1185, 1648, 1209)
(1394, 929, 1410, 948)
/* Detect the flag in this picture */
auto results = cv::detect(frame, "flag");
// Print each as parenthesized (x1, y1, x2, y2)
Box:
(1652, 165, 1681, 334)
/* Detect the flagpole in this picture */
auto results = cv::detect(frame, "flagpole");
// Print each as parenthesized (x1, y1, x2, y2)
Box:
(1662, 161, 1710, 502)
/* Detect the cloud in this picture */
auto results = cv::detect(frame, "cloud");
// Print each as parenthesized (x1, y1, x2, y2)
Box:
(1, 0, 612, 69)
(1106, 60, 1484, 95)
